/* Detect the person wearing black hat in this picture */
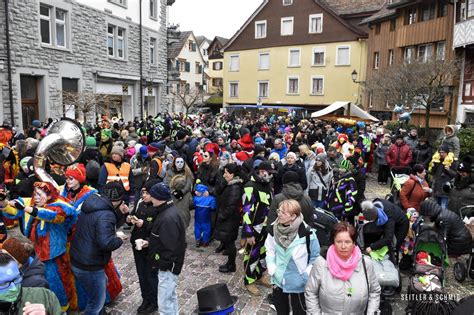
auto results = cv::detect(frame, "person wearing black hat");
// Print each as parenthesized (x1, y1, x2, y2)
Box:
(70, 182, 129, 315)
(242, 161, 275, 296)
(448, 161, 474, 212)
(148, 183, 186, 314)
(429, 144, 458, 209)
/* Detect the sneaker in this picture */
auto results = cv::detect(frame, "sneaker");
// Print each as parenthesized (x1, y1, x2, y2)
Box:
(218, 263, 236, 273)
(245, 284, 261, 296)
(266, 293, 276, 311)
(256, 274, 272, 288)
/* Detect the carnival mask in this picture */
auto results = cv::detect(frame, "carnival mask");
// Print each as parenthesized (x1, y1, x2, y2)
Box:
(175, 158, 185, 171)
(0, 261, 22, 303)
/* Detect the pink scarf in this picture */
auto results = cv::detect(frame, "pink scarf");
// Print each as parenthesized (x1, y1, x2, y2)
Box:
(326, 244, 361, 281)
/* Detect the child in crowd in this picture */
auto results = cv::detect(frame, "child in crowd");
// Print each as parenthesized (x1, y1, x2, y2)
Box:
(193, 184, 217, 247)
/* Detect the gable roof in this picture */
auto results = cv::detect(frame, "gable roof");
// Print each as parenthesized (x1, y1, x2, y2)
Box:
(223, 0, 367, 51)
(321, 0, 386, 16)
(195, 36, 211, 47)
(360, 4, 396, 25)
(168, 31, 192, 59)
(215, 36, 229, 46)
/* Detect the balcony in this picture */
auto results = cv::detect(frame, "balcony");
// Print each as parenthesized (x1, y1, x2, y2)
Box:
(454, 19, 474, 47)
(396, 16, 450, 48)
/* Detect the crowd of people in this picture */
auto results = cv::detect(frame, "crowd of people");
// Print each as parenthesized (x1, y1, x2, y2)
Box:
(0, 112, 472, 314)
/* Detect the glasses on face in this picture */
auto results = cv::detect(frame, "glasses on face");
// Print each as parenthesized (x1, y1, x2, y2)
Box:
(0, 276, 22, 290)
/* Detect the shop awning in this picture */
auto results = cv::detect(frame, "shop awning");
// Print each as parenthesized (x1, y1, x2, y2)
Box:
(311, 101, 379, 122)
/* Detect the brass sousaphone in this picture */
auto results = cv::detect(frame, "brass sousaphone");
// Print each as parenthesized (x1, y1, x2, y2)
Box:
(34, 118, 85, 189)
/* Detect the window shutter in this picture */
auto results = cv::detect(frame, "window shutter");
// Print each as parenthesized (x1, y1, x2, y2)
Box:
(199, 65, 203, 73)
(185, 62, 190, 72)
(175, 60, 180, 69)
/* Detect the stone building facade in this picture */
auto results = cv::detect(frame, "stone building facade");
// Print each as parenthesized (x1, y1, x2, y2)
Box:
(0, 0, 173, 130)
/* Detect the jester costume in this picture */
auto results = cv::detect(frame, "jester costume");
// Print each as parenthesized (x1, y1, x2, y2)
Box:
(326, 161, 358, 221)
(1, 183, 79, 311)
(242, 175, 273, 285)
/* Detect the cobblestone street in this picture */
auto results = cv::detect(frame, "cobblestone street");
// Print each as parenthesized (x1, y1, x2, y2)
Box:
(9, 173, 474, 314)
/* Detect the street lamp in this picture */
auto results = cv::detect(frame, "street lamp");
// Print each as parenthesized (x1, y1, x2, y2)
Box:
(351, 70, 365, 84)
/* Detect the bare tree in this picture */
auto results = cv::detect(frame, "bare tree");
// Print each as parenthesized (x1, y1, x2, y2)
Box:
(62, 91, 116, 124)
(171, 86, 206, 115)
(365, 57, 459, 135)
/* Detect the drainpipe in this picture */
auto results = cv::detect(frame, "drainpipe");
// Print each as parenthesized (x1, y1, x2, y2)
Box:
(5, 0, 15, 126)
(139, 0, 144, 120)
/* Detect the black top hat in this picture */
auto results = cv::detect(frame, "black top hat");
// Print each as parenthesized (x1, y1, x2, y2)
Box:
(195, 283, 238, 314)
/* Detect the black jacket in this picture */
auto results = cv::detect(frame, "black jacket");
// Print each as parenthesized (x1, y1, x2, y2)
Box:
(130, 199, 159, 251)
(412, 143, 432, 167)
(196, 163, 219, 194)
(215, 177, 244, 242)
(149, 200, 186, 275)
(22, 257, 48, 289)
(275, 163, 307, 194)
(70, 194, 123, 271)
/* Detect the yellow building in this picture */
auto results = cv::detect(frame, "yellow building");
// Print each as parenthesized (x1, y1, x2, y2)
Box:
(222, 0, 376, 111)
(207, 36, 228, 95)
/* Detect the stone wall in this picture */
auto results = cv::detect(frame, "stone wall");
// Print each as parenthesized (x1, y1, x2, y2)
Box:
(0, 0, 169, 127)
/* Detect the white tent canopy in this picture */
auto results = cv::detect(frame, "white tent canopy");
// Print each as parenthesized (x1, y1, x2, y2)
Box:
(311, 101, 379, 122)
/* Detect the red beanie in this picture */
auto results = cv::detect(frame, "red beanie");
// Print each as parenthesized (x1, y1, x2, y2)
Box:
(65, 163, 87, 183)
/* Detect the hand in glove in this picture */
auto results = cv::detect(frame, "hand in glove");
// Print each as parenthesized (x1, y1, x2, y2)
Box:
(173, 190, 184, 200)
(10, 199, 25, 210)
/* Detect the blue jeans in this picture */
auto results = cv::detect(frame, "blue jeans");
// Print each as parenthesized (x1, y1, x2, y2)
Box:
(437, 196, 449, 210)
(72, 266, 107, 315)
(158, 270, 178, 314)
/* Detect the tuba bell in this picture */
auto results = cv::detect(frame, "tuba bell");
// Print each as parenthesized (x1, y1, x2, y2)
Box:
(34, 118, 85, 189)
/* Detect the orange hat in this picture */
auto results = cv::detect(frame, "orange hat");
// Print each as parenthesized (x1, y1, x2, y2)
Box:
(65, 163, 87, 183)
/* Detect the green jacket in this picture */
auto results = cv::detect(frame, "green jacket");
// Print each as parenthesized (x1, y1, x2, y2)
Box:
(1, 287, 62, 315)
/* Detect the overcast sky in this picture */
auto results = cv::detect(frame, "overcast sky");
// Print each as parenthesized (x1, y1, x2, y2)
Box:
(168, 0, 262, 40)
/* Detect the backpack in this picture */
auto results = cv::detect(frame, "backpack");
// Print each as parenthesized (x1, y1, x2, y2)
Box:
(86, 159, 101, 181)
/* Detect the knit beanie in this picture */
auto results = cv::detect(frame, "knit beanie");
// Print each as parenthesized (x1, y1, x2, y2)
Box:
(282, 171, 299, 185)
(111, 145, 125, 158)
(65, 163, 87, 183)
(101, 129, 112, 139)
(176, 130, 187, 141)
(100, 182, 126, 201)
(439, 143, 450, 153)
(32, 120, 41, 128)
(143, 179, 161, 192)
(149, 183, 171, 201)
(86, 136, 97, 148)
(361, 200, 377, 221)
(2, 237, 30, 265)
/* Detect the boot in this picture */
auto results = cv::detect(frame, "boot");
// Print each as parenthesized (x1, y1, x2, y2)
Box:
(136, 300, 149, 313)
(245, 283, 261, 296)
(215, 242, 225, 253)
(219, 262, 236, 273)
(256, 274, 272, 288)
(144, 303, 158, 313)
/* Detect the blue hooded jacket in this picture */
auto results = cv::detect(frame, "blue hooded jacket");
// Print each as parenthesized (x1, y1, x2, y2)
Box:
(193, 184, 217, 223)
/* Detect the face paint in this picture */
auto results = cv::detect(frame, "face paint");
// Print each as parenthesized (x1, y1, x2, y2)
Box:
(33, 187, 48, 206)
(219, 157, 229, 168)
(175, 158, 185, 170)
(0, 262, 22, 303)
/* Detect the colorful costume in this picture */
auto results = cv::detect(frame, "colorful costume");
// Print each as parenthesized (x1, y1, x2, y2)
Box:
(2, 184, 78, 311)
(326, 162, 358, 221)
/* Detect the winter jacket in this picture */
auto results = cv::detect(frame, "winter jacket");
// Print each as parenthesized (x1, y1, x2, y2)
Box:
(195, 163, 219, 195)
(419, 201, 471, 255)
(386, 142, 412, 169)
(429, 158, 458, 198)
(267, 183, 315, 229)
(166, 171, 194, 228)
(412, 143, 432, 168)
(368, 199, 410, 251)
(149, 200, 187, 275)
(326, 172, 357, 220)
(448, 175, 474, 213)
(271, 144, 288, 160)
(215, 177, 244, 242)
(0, 287, 62, 315)
(275, 162, 308, 194)
(305, 255, 381, 315)
(266, 223, 320, 293)
(399, 175, 430, 211)
(404, 135, 418, 151)
(441, 125, 460, 159)
(375, 142, 390, 166)
(193, 186, 217, 224)
(130, 199, 159, 251)
(130, 153, 150, 191)
(170, 140, 189, 158)
(327, 154, 342, 170)
(307, 164, 332, 202)
(242, 175, 273, 238)
(70, 194, 123, 271)
(22, 256, 48, 288)
(303, 152, 317, 175)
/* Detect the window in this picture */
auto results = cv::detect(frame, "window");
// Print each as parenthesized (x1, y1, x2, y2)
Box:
(150, 37, 156, 64)
(336, 46, 350, 65)
(258, 81, 269, 98)
(117, 27, 124, 58)
(281, 17, 294, 36)
(311, 76, 324, 95)
(108, 0, 127, 7)
(40, 4, 69, 48)
(212, 78, 223, 87)
(420, 4, 435, 22)
(150, 0, 157, 19)
(195, 62, 202, 74)
(418, 44, 433, 62)
(438, 0, 448, 17)
(229, 55, 239, 71)
(259, 53, 270, 70)
(107, 25, 125, 58)
(178, 59, 186, 72)
(390, 19, 396, 31)
(188, 40, 196, 52)
(309, 14, 323, 33)
(202, 49, 207, 56)
(255, 20, 267, 39)
(468, 0, 474, 18)
(374, 52, 380, 69)
(437, 41, 446, 60)
(283, 0, 293, 5)
(288, 48, 300, 67)
(212, 61, 223, 70)
(287, 76, 299, 94)
(375, 23, 381, 35)
(229, 82, 239, 98)
(405, 8, 417, 25)
(404, 46, 416, 63)
(312, 47, 325, 66)
(388, 49, 394, 66)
